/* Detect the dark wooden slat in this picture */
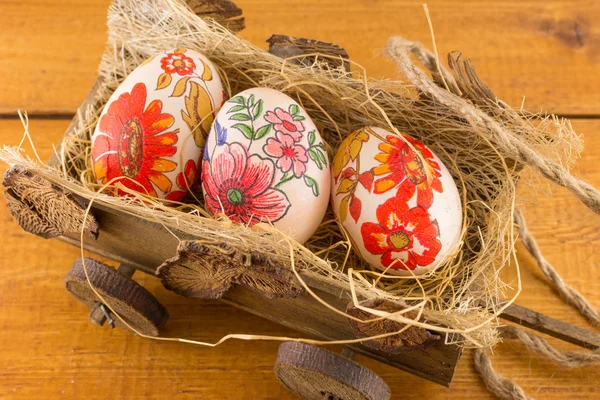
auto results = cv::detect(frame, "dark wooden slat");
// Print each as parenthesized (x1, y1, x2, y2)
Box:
(499, 302, 600, 350)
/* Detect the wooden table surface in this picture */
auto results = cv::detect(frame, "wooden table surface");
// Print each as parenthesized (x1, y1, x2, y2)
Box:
(1, 1, 599, 398)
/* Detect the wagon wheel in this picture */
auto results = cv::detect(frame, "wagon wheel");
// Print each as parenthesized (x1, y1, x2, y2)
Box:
(274, 342, 391, 400)
(64, 257, 169, 336)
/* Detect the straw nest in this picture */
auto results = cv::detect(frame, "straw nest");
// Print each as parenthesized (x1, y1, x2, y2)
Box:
(2, 0, 592, 348)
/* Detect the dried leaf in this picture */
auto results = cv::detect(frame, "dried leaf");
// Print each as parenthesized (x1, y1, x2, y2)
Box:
(182, 81, 214, 147)
(157, 72, 172, 90)
(171, 77, 190, 97)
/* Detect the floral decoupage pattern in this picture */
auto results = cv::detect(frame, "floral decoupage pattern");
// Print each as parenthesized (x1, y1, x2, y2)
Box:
(331, 126, 462, 275)
(92, 48, 224, 201)
(202, 87, 331, 243)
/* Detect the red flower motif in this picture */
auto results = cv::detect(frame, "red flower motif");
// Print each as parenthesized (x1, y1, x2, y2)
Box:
(165, 159, 200, 202)
(92, 83, 178, 198)
(161, 52, 196, 75)
(373, 135, 443, 209)
(361, 196, 441, 270)
(202, 143, 291, 224)
(263, 132, 309, 177)
(264, 108, 304, 141)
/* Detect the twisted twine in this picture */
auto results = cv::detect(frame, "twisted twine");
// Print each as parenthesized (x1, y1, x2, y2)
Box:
(474, 326, 600, 399)
(515, 209, 600, 326)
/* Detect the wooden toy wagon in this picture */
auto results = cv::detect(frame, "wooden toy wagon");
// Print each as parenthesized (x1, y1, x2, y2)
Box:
(3, 1, 600, 399)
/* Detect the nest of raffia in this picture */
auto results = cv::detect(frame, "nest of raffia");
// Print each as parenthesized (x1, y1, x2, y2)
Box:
(2, 0, 596, 349)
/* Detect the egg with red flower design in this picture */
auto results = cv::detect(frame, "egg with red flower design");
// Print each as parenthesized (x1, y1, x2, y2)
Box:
(202, 87, 331, 243)
(331, 126, 462, 276)
(91, 48, 224, 201)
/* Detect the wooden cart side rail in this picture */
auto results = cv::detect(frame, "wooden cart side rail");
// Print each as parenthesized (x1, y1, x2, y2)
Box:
(57, 194, 462, 387)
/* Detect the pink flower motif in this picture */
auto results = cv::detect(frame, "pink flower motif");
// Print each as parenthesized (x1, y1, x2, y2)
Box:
(264, 108, 305, 141)
(263, 132, 309, 177)
(202, 143, 290, 225)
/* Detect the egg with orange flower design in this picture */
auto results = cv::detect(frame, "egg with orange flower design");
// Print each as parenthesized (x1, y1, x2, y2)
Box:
(331, 126, 462, 276)
(91, 49, 224, 201)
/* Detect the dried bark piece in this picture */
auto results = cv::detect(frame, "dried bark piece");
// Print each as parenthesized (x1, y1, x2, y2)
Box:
(267, 34, 350, 72)
(157, 241, 239, 299)
(186, 0, 245, 32)
(236, 252, 305, 299)
(274, 341, 391, 400)
(347, 298, 440, 354)
(65, 258, 169, 336)
(3, 166, 98, 239)
(447, 51, 497, 105)
(157, 240, 304, 299)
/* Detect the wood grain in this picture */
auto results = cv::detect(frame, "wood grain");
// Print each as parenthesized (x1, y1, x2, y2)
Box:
(1, 118, 600, 398)
(1, 0, 600, 116)
(2, 0, 600, 397)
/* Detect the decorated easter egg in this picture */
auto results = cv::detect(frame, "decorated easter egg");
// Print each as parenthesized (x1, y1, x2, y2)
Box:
(202, 87, 330, 243)
(91, 48, 225, 201)
(331, 126, 462, 276)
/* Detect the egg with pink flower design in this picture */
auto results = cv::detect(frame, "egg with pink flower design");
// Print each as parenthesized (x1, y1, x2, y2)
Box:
(202, 87, 331, 243)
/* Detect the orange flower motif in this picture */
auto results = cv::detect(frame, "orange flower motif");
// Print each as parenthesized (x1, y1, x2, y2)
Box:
(361, 196, 441, 270)
(161, 52, 196, 75)
(373, 134, 443, 209)
(332, 128, 369, 179)
(92, 83, 179, 198)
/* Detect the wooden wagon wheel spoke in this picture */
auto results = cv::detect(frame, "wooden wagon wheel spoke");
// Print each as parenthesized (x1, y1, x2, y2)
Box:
(64, 258, 169, 337)
(274, 342, 391, 400)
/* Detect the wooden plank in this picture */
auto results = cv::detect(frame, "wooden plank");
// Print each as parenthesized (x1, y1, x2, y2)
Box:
(2, 0, 600, 115)
(0, 0, 111, 116)
(2, 118, 600, 398)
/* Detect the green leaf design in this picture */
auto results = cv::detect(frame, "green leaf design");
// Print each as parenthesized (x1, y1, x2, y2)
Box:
(230, 113, 251, 121)
(255, 123, 272, 140)
(304, 174, 320, 197)
(248, 94, 255, 106)
(289, 104, 300, 116)
(228, 105, 245, 113)
(317, 148, 328, 166)
(232, 123, 254, 139)
(229, 96, 245, 105)
(294, 115, 305, 121)
(308, 148, 323, 170)
(252, 100, 264, 120)
(308, 131, 316, 146)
